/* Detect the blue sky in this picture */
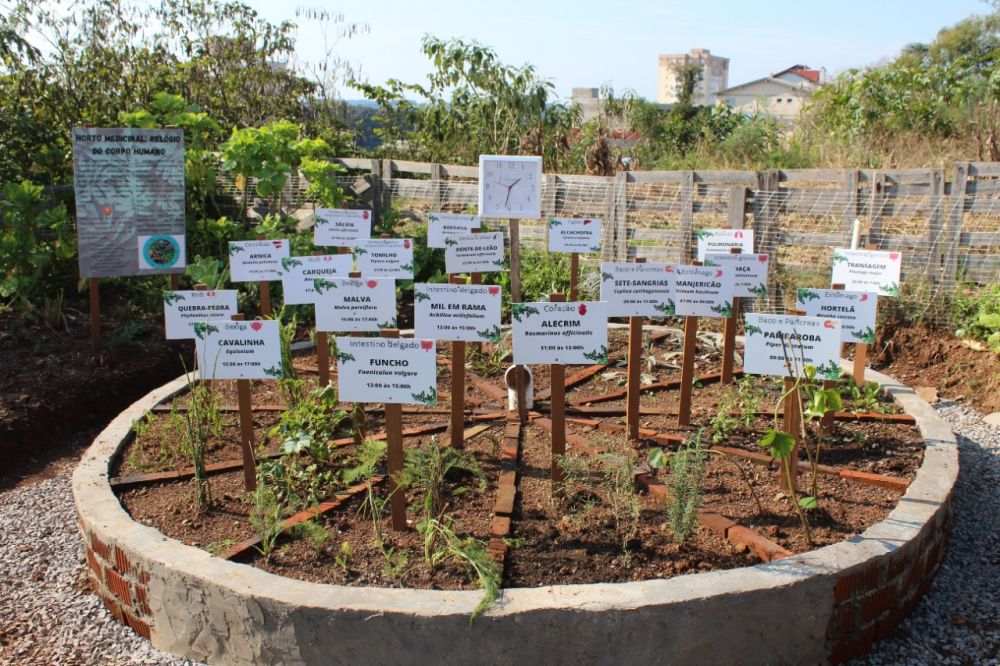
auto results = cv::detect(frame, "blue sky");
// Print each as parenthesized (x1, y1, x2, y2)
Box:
(245, 0, 991, 100)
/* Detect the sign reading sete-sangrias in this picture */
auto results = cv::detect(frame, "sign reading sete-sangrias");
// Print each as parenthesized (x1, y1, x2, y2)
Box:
(353, 239, 414, 279)
(428, 212, 479, 248)
(414, 283, 502, 343)
(831, 248, 902, 297)
(445, 232, 505, 274)
(228, 239, 289, 282)
(667, 265, 736, 318)
(511, 301, 608, 365)
(743, 314, 842, 380)
(313, 209, 371, 247)
(796, 289, 878, 344)
(547, 217, 602, 253)
(703, 253, 770, 299)
(278, 254, 353, 305)
(695, 228, 754, 262)
(599, 262, 676, 318)
(163, 289, 239, 340)
(336, 337, 438, 405)
(313, 277, 397, 332)
(194, 319, 283, 380)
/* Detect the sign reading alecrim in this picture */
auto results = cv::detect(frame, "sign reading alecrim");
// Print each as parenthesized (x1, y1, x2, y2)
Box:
(512, 301, 609, 365)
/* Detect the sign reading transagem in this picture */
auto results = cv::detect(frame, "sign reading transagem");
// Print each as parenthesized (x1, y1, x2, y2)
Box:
(831, 248, 902, 297)
(511, 301, 609, 366)
(336, 337, 438, 405)
(194, 319, 283, 380)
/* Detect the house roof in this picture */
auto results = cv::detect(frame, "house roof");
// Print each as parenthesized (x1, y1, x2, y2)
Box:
(773, 65, 821, 83)
(716, 77, 808, 95)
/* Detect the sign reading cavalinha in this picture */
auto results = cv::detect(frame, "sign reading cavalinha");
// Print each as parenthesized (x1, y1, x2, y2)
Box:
(743, 314, 842, 380)
(831, 248, 902, 297)
(511, 301, 608, 365)
(599, 262, 676, 317)
(163, 289, 239, 340)
(194, 319, 283, 380)
(445, 232, 505, 274)
(314, 209, 371, 247)
(279, 254, 353, 305)
(353, 239, 414, 279)
(703, 252, 770, 299)
(229, 239, 289, 282)
(547, 217, 602, 254)
(336, 337, 438, 405)
(668, 265, 736, 317)
(428, 212, 479, 248)
(695, 228, 754, 262)
(414, 283, 502, 342)
(796, 288, 878, 344)
(313, 277, 397, 332)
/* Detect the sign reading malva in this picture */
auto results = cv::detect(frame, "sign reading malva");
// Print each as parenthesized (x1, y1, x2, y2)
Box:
(279, 254, 353, 305)
(743, 314, 842, 380)
(703, 253, 770, 299)
(228, 239, 289, 282)
(512, 301, 609, 366)
(695, 228, 754, 262)
(353, 239, 414, 280)
(314, 208, 371, 247)
(414, 283, 502, 343)
(313, 277, 397, 332)
(831, 248, 902, 297)
(445, 232, 505, 274)
(194, 319, 283, 380)
(667, 265, 736, 318)
(599, 262, 676, 318)
(547, 217, 602, 254)
(796, 289, 878, 344)
(162, 289, 238, 340)
(427, 212, 479, 248)
(336, 337, 438, 405)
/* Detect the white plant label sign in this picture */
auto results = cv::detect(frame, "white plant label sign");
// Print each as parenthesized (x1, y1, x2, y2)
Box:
(695, 228, 754, 261)
(228, 239, 289, 282)
(796, 289, 878, 344)
(547, 217, 602, 253)
(743, 314, 842, 380)
(428, 212, 479, 248)
(414, 283, 503, 343)
(668, 265, 736, 318)
(511, 301, 608, 366)
(445, 232, 505, 274)
(831, 248, 902, 297)
(336, 337, 438, 405)
(194, 319, 283, 380)
(162, 289, 239, 340)
(314, 208, 372, 247)
(703, 252, 770, 299)
(279, 254, 354, 305)
(599, 262, 676, 317)
(353, 239, 414, 279)
(313, 277, 397, 332)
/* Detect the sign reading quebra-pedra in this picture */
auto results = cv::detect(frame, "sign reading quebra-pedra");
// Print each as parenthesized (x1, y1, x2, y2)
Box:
(194, 319, 283, 380)
(314, 209, 371, 247)
(162, 289, 239, 340)
(229, 239, 289, 282)
(547, 217, 602, 253)
(428, 212, 479, 248)
(668, 265, 736, 318)
(336, 337, 438, 405)
(743, 314, 842, 380)
(599, 262, 676, 317)
(512, 301, 609, 365)
(796, 289, 878, 344)
(73, 127, 186, 277)
(445, 232, 505, 274)
(414, 283, 503, 342)
(831, 248, 902, 297)
(695, 228, 754, 262)
(703, 253, 770, 299)
(313, 277, 397, 332)
(279, 254, 353, 305)
(353, 239, 414, 279)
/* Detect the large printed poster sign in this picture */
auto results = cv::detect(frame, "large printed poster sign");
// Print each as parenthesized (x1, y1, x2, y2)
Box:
(599, 262, 675, 318)
(414, 283, 502, 342)
(831, 249, 903, 297)
(743, 314, 842, 380)
(336, 337, 438, 405)
(511, 301, 609, 365)
(194, 320, 283, 380)
(73, 128, 186, 277)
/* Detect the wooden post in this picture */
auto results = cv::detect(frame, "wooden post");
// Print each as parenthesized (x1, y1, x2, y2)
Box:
(679, 171, 695, 263)
(232, 314, 257, 491)
(720, 247, 742, 385)
(89, 277, 101, 353)
(169, 273, 180, 291)
(509, 218, 528, 423)
(549, 293, 566, 485)
(449, 276, 466, 448)
(349, 269, 366, 446)
(259, 278, 272, 318)
(569, 252, 579, 301)
(626, 258, 646, 440)
(780, 376, 800, 493)
(676, 314, 698, 427)
(381, 328, 408, 531)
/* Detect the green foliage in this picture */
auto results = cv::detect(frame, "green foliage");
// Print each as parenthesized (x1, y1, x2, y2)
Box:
(839, 378, 892, 414)
(172, 369, 222, 509)
(954, 282, 1000, 351)
(249, 482, 285, 561)
(333, 541, 353, 571)
(418, 518, 501, 623)
(403, 440, 487, 525)
(666, 432, 707, 542)
(295, 519, 330, 556)
(710, 376, 765, 443)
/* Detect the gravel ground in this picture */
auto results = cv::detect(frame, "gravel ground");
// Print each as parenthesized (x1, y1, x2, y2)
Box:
(0, 403, 996, 665)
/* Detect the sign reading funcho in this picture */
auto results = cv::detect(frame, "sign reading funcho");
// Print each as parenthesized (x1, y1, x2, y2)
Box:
(512, 301, 608, 365)
(743, 313, 842, 380)
(336, 337, 438, 405)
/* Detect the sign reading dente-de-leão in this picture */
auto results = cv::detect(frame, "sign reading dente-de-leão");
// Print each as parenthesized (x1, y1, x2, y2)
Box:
(599, 262, 676, 318)
(314, 208, 372, 247)
(796, 289, 878, 344)
(336, 337, 438, 405)
(547, 217, 602, 254)
(313, 278, 397, 332)
(703, 252, 770, 299)
(428, 212, 479, 248)
(831, 248, 902, 297)
(279, 254, 354, 305)
(73, 128, 186, 278)
(194, 319, 283, 380)
(511, 301, 609, 365)
(445, 232, 505, 274)
(743, 314, 842, 380)
(414, 283, 503, 342)
(695, 228, 754, 262)
(668, 265, 736, 318)
(163, 289, 239, 340)
(353, 239, 414, 279)
(229, 239, 290, 282)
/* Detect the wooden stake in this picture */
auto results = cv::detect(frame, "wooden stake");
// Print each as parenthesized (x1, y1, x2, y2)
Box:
(549, 293, 566, 484)
(232, 314, 257, 491)
(313, 250, 337, 388)
(449, 276, 467, 448)
(260, 280, 272, 318)
(721, 247, 742, 385)
(169, 273, 180, 291)
(381, 328, 407, 531)
(349, 269, 365, 446)
(569, 252, 579, 301)
(626, 258, 646, 440)
(853, 342, 868, 386)
(89, 277, 101, 353)
(677, 314, 698, 427)
(780, 376, 800, 493)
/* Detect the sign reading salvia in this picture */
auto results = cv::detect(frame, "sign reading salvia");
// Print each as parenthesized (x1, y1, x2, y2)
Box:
(313, 277, 397, 332)
(353, 239, 414, 279)
(73, 128, 186, 278)
(695, 228, 754, 262)
(314, 209, 371, 247)
(163, 289, 239, 340)
(229, 240, 290, 282)
(414, 283, 503, 343)
(668, 265, 736, 318)
(703, 253, 770, 299)
(796, 289, 878, 344)
(336, 337, 438, 405)
(194, 319, 283, 380)
(743, 314, 842, 380)
(427, 212, 479, 248)
(445, 232, 505, 274)
(547, 217, 602, 254)
(831, 248, 902, 297)
(279, 254, 353, 305)
(512, 301, 609, 365)
(599, 262, 676, 317)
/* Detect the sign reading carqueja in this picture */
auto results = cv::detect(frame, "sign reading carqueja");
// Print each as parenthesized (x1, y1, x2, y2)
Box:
(547, 217, 602, 253)
(314, 208, 372, 247)
(512, 301, 609, 365)
(599, 262, 676, 317)
(695, 228, 754, 262)
(313, 277, 397, 332)
(445, 232, 505, 274)
(279, 254, 353, 305)
(796, 288, 878, 344)
(428, 212, 479, 249)
(229, 239, 290, 282)
(336, 337, 438, 405)
(414, 283, 502, 342)
(743, 314, 842, 380)
(831, 248, 902, 297)
(668, 265, 736, 318)
(194, 319, 283, 380)
(73, 127, 186, 278)
(353, 239, 414, 279)
(163, 289, 239, 340)
(703, 253, 769, 299)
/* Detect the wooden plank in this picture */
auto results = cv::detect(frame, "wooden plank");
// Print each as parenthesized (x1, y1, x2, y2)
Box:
(693, 171, 757, 185)
(627, 171, 685, 184)
(778, 168, 848, 184)
(960, 231, 1000, 246)
(727, 186, 748, 229)
(678, 172, 695, 263)
(963, 178, 1000, 194)
(926, 168, 947, 283)
(330, 157, 372, 170)
(967, 162, 1000, 177)
(960, 254, 1000, 282)
(439, 163, 479, 179)
(573, 369, 739, 405)
(613, 171, 628, 261)
(868, 172, 886, 247)
(944, 163, 969, 290)
(110, 448, 282, 489)
(844, 171, 858, 244)
(467, 371, 507, 402)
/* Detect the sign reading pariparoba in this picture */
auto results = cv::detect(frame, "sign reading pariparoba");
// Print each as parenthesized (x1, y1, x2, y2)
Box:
(796, 289, 878, 344)
(743, 314, 842, 380)
(414, 283, 503, 343)
(313, 209, 371, 247)
(313, 278, 397, 332)
(668, 265, 736, 318)
(229, 240, 289, 282)
(547, 217, 602, 253)
(194, 319, 283, 380)
(445, 232, 505, 274)
(336, 337, 438, 405)
(428, 212, 479, 248)
(695, 228, 754, 262)
(512, 301, 609, 365)
(162, 289, 239, 340)
(703, 253, 770, 299)
(279, 254, 353, 305)
(353, 239, 414, 279)
(599, 262, 676, 317)
(831, 248, 902, 297)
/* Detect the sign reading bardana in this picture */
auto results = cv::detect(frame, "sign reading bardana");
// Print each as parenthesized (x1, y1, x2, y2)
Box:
(336, 336, 438, 405)
(796, 289, 878, 344)
(163, 289, 239, 340)
(831, 248, 902, 297)
(511, 301, 608, 365)
(353, 239, 414, 280)
(313, 277, 397, 332)
(427, 212, 479, 248)
(547, 217, 602, 254)
(228, 239, 289, 282)
(194, 319, 283, 380)
(667, 265, 736, 318)
(313, 208, 371, 247)
(695, 228, 754, 262)
(703, 252, 770, 299)
(414, 283, 502, 343)
(599, 262, 676, 317)
(279, 254, 354, 305)
(743, 313, 842, 380)
(445, 232, 505, 274)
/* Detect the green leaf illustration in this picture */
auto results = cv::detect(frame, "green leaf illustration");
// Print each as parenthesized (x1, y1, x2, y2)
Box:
(377, 317, 398, 330)
(192, 322, 219, 340)
(400, 262, 414, 272)
(353, 246, 368, 256)
(547, 218, 562, 228)
(879, 282, 900, 297)
(852, 326, 876, 345)
(744, 323, 763, 336)
(653, 298, 676, 317)
(511, 303, 540, 322)
(582, 345, 609, 364)
(411, 386, 437, 405)
(477, 325, 502, 343)
(797, 289, 820, 303)
(589, 244, 602, 253)
(703, 258, 717, 267)
(710, 302, 733, 318)
(228, 244, 245, 255)
(162, 291, 185, 305)
(444, 237, 458, 246)
(748, 283, 768, 299)
(601, 271, 614, 282)
(335, 351, 355, 364)
(414, 290, 431, 302)
(281, 257, 303, 271)
(815, 360, 842, 380)
(695, 228, 712, 240)
(429, 214, 440, 223)
(313, 277, 337, 294)
(832, 250, 848, 264)
(262, 365, 284, 379)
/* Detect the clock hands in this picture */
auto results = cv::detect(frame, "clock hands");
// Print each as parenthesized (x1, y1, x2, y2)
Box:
(503, 178, 521, 207)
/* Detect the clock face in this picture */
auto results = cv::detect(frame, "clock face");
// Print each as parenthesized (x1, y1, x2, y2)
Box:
(478, 155, 543, 219)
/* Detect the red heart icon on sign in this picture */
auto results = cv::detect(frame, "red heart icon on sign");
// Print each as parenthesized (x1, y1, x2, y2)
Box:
(102, 205, 113, 216)
(488, 286, 499, 296)
(366, 280, 378, 289)
(273, 240, 283, 248)
(583, 219, 591, 225)
(889, 252, 900, 261)
(715, 269, 723, 278)
(420, 340, 432, 350)
(250, 321, 262, 331)
(206, 290, 215, 297)
(665, 265, 674, 273)
(823, 320, 835, 329)
(734, 231, 743, 238)
(404, 239, 411, 249)
(578, 303, 587, 316)
(362, 211, 370, 220)
(860, 294, 869, 302)
(759, 254, 768, 262)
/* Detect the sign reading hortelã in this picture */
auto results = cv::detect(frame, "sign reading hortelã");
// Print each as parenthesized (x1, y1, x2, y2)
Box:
(336, 337, 438, 405)
(313, 277, 397, 332)
(163, 289, 239, 340)
(599, 262, 676, 317)
(695, 228, 754, 262)
(353, 239, 414, 279)
(831, 248, 902, 297)
(796, 289, 878, 344)
(279, 254, 354, 305)
(743, 314, 842, 380)
(703, 253, 770, 299)
(445, 232, 505, 274)
(667, 265, 736, 317)
(547, 217, 602, 253)
(194, 319, 283, 380)
(511, 301, 609, 365)
(228, 239, 290, 282)
(414, 283, 503, 342)
(314, 209, 371, 247)
(73, 127, 186, 278)
(428, 212, 479, 248)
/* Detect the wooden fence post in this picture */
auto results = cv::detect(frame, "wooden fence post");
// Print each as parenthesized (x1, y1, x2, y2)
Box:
(944, 162, 969, 293)
(753, 170, 780, 304)
(613, 172, 628, 261)
(370, 158, 383, 230)
(430, 162, 444, 211)
(927, 168, 947, 283)
(381, 159, 393, 233)
(679, 171, 695, 263)
(544, 173, 558, 218)
(842, 169, 859, 243)
(868, 172, 886, 248)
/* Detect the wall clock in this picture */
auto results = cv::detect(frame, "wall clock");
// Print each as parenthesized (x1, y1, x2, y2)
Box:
(478, 155, 543, 219)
